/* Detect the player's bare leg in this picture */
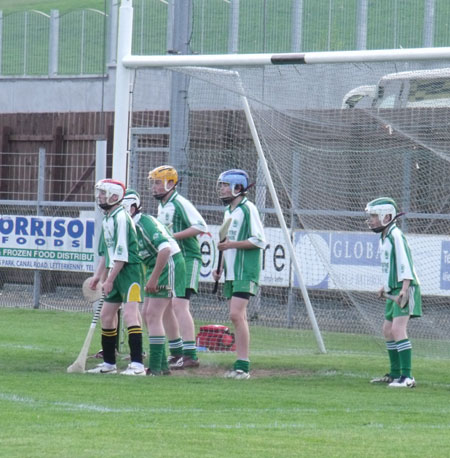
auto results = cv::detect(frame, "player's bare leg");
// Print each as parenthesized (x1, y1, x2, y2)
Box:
(171, 297, 195, 341)
(163, 302, 180, 337)
(229, 296, 250, 360)
(224, 296, 251, 379)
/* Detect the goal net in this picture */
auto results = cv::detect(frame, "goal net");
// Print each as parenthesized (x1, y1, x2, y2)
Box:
(127, 56, 450, 358)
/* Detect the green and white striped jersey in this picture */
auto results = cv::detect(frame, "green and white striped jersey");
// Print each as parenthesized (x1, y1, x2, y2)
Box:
(380, 224, 420, 292)
(98, 206, 141, 268)
(157, 190, 208, 260)
(133, 213, 180, 269)
(222, 197, 266, 282)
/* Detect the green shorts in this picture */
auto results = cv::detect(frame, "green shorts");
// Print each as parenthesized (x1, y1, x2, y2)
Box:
(184, 257, 201, 294)
(144, 252, 186, 299)
(105, 262, 144, 304)
(385, 285, 422, 321)
(223, 280, 259, 299)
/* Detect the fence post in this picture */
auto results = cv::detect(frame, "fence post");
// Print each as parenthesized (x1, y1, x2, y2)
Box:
(49, 10, 59, 77)
(108, 0, 119, 65)
(424, 0, 435, 47)
(166, 0, 174, 52)
(228, 0, 239, 54)
(94, 140, 107, 270)
(1, 126, 12, 195)
(291, 0, 303, 52)
(33, 148, 46, 309)
(51, 126, 65, 199)
(24, 12, 29, 76)
(356, 0, 368, 50)
(168, 0, 192, 196)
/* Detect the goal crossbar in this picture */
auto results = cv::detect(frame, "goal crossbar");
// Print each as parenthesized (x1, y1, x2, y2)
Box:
(122, 47, 450, 69)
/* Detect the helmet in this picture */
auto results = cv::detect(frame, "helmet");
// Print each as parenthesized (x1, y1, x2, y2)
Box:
(217, 169, 249, 204)
(95, 179, 126, 210)
(365, 197, 399, 233)
(148, 165, 178, 199)
(122, 188, 141, 215)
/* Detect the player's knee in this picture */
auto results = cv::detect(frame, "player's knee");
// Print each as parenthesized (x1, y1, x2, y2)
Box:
(229, 310, 244, 324)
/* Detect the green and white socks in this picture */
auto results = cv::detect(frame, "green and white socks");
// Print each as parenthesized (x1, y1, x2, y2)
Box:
(386, 339, 412, 379)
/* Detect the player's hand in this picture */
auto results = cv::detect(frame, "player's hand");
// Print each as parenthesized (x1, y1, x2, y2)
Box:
(89, 277, 100, 290)
(397, 290, 409, 308)
(145, 276, 159, 293)
(377, 287, 384, 299)
(212, 269, 222, 282)
(102, 279, 113, 296)
(217, 238, 230, 251)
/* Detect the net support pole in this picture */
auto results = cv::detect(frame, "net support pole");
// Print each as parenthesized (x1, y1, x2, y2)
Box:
(237, 85, 327, 354)
(112, 0, 133, 184)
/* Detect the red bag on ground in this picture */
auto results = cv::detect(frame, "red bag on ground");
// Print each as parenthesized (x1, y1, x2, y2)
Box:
(196, 325, 236, 351)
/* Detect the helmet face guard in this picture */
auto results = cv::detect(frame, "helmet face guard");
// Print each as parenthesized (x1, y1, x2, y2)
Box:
(95, 179, 126, 211)
(217, 169, 249, 204)
(148, 165, 178, 200)
(123, 189, 141, 215)
(365, 197, 399, 233)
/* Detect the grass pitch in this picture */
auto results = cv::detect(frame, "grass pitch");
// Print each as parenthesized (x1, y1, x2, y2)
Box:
(1, 307, 450, 457)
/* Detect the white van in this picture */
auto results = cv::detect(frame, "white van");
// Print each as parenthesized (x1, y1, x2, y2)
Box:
(341, 85, 376, 109)
(342, 68, 450, 109)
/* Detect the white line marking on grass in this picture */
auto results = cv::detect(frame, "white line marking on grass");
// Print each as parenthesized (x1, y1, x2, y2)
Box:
(0, 343, 65, 353)
(0, 343, 46, 351)
(3, 383, 450, 417)
(0, 393, 322, 414)
(197, 422, 314, 430)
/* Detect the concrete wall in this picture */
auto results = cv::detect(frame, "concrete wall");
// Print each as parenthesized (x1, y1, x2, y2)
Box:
(0, 67, 171, 114)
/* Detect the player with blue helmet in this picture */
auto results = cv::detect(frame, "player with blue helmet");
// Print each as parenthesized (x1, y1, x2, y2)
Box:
(214, 169, 265, 380)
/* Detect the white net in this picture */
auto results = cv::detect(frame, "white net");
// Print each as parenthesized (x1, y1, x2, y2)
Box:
(129, 59, 450, 358)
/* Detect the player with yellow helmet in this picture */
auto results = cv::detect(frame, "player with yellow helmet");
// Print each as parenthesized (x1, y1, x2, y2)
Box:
(148, 165, 208, 369)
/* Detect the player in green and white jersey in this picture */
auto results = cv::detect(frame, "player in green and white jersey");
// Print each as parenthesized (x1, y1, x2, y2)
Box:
(149, 166, 208, 369)
(123, 189, 186, 376)
(87, 179, 145, 376)
(212, 169, 266, 380)
(366, 197, 422, 388)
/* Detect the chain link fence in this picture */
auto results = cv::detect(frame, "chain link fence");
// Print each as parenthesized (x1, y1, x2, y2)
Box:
(0, 148, 97, 311)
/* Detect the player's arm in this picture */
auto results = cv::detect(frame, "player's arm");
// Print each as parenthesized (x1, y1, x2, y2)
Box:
(103, 260, 125, 296)
(91, 231, 107, 287)
(397, 279, 411, 306)
(173, 226, 203, 240)
(113, 212, 131, 262)
(219, 205, 265, 251)
(173, 200, 208, 240)
(146, 246, 171, 293)
(218, 239, 258, 251)
(91, 256, 106, 288)
(390, 231, 413, 306)
(392, 231, 414, 282)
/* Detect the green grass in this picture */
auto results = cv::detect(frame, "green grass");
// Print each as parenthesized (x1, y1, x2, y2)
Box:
(1, 307, 450, 457)
(1, 0, 103, 15)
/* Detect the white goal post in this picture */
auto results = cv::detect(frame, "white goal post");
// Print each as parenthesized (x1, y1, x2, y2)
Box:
(113, 0, 450, 359)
